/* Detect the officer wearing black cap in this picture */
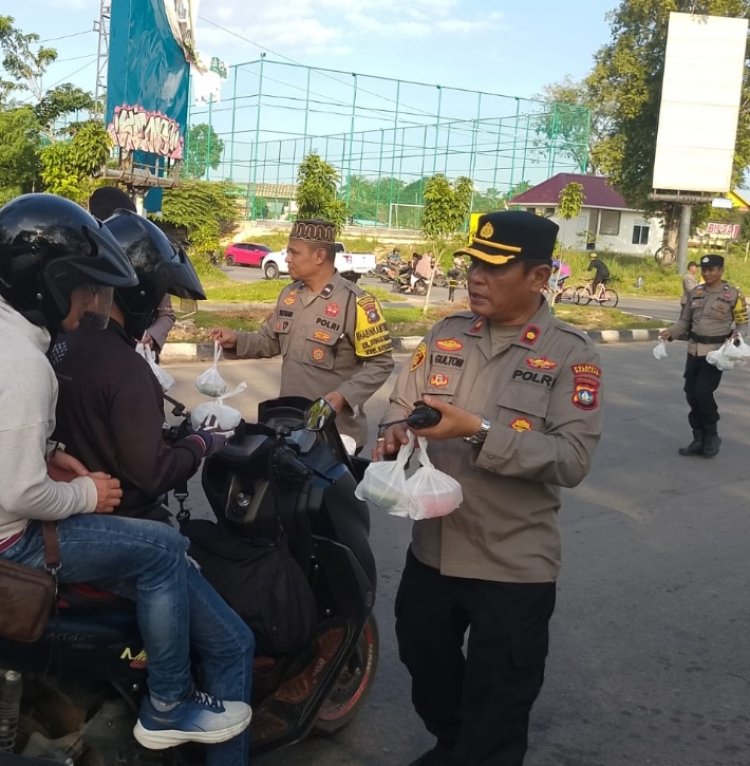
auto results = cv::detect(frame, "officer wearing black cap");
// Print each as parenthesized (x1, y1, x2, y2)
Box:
(375, 210, 604, 766)
(660, 253, 748, 457)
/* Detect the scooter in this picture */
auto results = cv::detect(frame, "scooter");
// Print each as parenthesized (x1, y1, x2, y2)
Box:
(392, 265, 427, 295)
(0, 397, 378, 763)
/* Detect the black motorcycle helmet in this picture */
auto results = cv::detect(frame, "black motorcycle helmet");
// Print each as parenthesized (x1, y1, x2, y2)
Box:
(0, 193, 137, 333)
(102, 209, 206, 340)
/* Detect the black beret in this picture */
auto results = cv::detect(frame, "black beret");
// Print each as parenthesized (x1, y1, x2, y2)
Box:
(456, 210, 558, 265)
(89, 186, 136, 220)
(700, 254, 724, 268)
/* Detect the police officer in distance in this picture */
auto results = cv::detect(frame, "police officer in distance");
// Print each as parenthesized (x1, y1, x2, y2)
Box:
(375, 210, 604, 766)
(660, 253, 748, 458)
(210, 220, 394, 451)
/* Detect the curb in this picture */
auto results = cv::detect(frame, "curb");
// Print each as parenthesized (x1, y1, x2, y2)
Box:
(160, 329, 665, 363)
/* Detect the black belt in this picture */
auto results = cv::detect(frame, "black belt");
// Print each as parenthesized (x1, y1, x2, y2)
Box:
(688, 332, 729, 344)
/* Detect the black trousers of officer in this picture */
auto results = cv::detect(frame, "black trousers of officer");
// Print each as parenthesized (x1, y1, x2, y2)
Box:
(395, 549, 556, 766)
(683, 353, 723, 434)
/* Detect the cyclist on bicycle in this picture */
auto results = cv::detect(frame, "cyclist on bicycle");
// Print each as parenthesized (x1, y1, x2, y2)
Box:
(587, 253, 610, 295)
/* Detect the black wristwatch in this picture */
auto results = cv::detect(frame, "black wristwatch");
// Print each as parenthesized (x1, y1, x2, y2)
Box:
(464, 417, 491, 445)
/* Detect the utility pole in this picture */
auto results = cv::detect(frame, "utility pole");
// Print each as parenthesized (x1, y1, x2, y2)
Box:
(93, 0, 111, 111)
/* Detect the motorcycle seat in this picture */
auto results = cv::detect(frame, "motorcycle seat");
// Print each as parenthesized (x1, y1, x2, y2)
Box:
(56, 583, 135, 611)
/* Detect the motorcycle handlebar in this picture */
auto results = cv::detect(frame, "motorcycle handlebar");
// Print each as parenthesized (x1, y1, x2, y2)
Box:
(272, 446, 313, 479)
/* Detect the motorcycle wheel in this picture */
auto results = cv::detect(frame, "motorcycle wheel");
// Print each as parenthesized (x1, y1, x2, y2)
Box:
(313, 615, 379, 734)
(413, 279, 428, 296)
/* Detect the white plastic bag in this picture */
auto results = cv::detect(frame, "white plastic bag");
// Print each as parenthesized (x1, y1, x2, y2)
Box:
(706, 341, 736, 371)
(135, 342, 175, 392)
(722, 337, 744, 361)
(354, 432, 414, 517)
(733, 333, 750, 359)
(405, 436, 463, 520)
(196, 341, 228, 397)
(652, 338, 668, 360)
(191, 382, 248, 431)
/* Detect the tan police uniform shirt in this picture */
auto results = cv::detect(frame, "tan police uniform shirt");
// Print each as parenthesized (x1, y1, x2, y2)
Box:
(668, 282, 748, 357)
(384, 299, 603, 583)
(234, 271, 394, 446)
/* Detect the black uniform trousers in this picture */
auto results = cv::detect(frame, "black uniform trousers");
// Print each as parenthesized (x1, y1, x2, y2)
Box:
(683, 353, 723, 434)
(395, 548, 556, 766)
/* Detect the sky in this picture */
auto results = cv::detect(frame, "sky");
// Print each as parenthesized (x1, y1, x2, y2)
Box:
(3, 0, 620, 105)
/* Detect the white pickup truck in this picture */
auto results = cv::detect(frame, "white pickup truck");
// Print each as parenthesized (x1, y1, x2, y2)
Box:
(261, 242, 376, 283)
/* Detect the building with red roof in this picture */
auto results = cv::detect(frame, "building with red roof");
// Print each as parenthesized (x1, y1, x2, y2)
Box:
(510, 173, 664, 255)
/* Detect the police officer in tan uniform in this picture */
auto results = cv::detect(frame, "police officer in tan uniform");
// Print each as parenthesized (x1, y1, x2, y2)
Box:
(210, 220, 394, 450)
(660, 253, 748, 458)
(375, 211, 603, 766)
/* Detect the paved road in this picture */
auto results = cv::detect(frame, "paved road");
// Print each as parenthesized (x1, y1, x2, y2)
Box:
(164, 345, 750, 766)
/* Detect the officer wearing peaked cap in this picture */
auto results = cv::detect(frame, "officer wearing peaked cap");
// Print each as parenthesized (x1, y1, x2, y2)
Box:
(209, 219, 394, 451)
(660, 253, 748, 458)
(375, 210, 603, 766)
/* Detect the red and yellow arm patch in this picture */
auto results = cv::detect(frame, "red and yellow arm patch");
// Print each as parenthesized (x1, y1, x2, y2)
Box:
(571, 363, 601, 410)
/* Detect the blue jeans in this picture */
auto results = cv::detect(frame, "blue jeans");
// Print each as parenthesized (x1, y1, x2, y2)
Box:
(4, 516, 192, 701)
(101, 560, 254, 766)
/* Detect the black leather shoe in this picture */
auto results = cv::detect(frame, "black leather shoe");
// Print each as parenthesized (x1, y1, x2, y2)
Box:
(408, 742, 453, 766)
(678, 430, 704, 456)
(702, 434, 721, 458)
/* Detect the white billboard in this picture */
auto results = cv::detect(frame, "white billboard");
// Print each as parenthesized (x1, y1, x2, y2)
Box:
(652, 12, 748, 194)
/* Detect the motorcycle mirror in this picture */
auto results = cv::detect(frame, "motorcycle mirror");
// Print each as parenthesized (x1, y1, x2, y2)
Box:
(304, 398, 336, 431)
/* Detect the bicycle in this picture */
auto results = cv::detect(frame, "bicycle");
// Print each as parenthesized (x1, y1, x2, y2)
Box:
(576, 281, 619, 308)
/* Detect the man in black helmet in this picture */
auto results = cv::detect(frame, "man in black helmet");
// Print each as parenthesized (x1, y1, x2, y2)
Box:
(51, 208, 254, 766)
(88, 186, 176, 353)
(0, 194, 252, 754)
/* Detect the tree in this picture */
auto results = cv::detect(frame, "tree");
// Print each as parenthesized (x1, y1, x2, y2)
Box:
(0, 106, 39, 201)
(558, 182, 585, 220)
(295, 153, 347, 231)
(161, 180, 240, 262)
(585, 0, 750, 243)
(420, 174, 473, 313)
(183, 123, 224, 179)
(0, 15, 57, 105)
(35, 84, 95, 137)
(38, 121, 112, 202)
(534, 77, 592, 172)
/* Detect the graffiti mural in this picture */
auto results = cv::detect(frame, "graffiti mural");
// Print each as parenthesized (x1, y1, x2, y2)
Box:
(107, 105, 184, 160)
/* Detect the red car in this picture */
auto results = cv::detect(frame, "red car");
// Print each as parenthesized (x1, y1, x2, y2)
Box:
(224, 242, 271, 267)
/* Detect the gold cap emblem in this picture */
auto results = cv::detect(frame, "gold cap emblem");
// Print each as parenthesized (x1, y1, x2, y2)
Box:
(479, 221, 494, 239)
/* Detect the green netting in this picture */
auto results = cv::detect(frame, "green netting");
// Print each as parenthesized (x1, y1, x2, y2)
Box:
(187, 59, 590, 227)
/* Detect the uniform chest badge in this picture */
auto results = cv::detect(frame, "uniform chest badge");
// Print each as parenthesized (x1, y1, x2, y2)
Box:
(283, 292, 298, 306)
(325, 302, 340, 317)
(311, 347, 326, 362)
(521, 325, 540, 345)
(436, 338, 463, 352)
(510, 417, 532, 432)
(313, 330, 331, 342)
(429, 372, 450, 388)
(468, 317, 484, 334)
(526, 356, 556, 371)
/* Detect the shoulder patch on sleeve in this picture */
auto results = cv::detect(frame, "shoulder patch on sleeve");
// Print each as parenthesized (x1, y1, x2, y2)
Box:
(353, 294, 392, 357)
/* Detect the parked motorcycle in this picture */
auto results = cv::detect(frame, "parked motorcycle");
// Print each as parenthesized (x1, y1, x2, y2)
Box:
(0, 397, 378, 764)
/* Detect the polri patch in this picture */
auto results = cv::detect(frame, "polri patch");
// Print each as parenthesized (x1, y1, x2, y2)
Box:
(571, 362, 601, 410)
(526, 356, 556, 371)
(326, 302, 340, 317)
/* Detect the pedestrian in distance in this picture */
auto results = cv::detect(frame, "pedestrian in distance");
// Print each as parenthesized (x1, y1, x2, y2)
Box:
(659, 253, 748, 458)
(681, 260, 699, 306)
(210, 219, 394, 451)
(374, 210, 604, 766)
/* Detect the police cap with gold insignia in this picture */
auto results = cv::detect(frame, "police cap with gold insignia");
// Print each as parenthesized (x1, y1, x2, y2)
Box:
(700, 253, 724, 268)
(456, 210, 559, 266)
(289, 219, 336, 244)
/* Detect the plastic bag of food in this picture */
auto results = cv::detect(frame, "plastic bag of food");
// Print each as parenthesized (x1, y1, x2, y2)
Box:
(405, 436, 463, 520)
(191, 382, 248, 431)
(355, 432, 414, 517)
(196, 341, 228, 397)
(135, 342, 176, 392)
(652, 339, 668, 360)
(706, 341, 736, 371)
